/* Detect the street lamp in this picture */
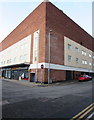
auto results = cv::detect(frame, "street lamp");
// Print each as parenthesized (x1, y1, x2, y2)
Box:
(35, 30, 39, 83)
(48, 30, 52, 84)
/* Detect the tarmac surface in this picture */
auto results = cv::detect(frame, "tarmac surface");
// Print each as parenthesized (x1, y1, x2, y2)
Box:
(1, 78, 94, 119)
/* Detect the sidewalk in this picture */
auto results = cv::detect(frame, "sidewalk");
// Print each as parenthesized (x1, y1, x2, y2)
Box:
(2, 78, 78, 87)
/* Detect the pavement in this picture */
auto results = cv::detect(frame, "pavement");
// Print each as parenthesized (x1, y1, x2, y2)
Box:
(3, 78, 78, 88)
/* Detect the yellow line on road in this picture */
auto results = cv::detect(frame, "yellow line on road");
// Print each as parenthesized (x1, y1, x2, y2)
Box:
(77, 106, 94, 120)
(70, 103, 94, 120)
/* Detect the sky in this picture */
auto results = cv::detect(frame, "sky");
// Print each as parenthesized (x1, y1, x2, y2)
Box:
(0, 0, 93, 43)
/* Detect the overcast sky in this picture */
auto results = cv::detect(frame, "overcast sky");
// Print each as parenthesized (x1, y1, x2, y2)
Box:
(0, 0, 93, 42)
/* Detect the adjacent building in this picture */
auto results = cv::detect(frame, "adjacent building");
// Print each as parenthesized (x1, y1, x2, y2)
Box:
(0, 1, 94, 83)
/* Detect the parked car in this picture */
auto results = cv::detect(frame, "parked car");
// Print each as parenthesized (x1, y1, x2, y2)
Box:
(78, 75, 92, 81)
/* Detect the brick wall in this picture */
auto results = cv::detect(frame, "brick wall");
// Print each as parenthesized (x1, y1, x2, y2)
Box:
(45, 2, 93, 66)
(0, 2, 47, 64)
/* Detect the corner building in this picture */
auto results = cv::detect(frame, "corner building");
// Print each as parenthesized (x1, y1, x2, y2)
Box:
(0, 1, 94, 83)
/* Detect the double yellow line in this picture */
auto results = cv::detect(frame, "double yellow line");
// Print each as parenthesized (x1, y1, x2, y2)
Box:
(70, 103, 94, 120)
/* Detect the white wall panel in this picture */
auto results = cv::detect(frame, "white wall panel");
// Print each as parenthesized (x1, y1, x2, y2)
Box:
(0, 35, 31, 67)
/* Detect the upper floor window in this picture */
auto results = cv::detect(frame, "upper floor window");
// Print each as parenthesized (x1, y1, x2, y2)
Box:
(85, 61, 87, 65)
(82, 50, 86, 56)
(82, 51, 84, 55)
(89, 54, 91, 58)
(89, 63, 92, 66)
(76, 58, 79, 63)
(82, 60, 85, 64)
(68, 55, 72, 62)
(75, 47, 79, 52)
(19, 56, 23, 61)
(13, 57, 16, 62)
(68, 44, 72, 50)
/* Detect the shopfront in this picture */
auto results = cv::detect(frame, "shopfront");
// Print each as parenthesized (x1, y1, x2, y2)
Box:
(1, 65, 29, 80)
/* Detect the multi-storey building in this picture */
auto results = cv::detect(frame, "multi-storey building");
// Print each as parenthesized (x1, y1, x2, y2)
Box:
(0, 1, 94, 83)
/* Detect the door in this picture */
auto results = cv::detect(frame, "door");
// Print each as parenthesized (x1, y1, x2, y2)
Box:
(66, 71, 72, 80)
(30, 73, 35, 82)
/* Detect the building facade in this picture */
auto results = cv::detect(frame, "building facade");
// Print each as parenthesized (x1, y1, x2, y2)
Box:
(0, 1, 94, 83)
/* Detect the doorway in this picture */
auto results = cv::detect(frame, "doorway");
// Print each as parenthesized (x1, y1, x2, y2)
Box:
(66, 71, 72, 80)
(30, 73, 35, 82)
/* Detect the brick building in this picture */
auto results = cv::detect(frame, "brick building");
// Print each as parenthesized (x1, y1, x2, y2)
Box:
(0, 1, 94, 83)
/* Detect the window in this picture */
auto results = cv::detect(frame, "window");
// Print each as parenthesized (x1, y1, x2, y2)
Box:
(82, 60, 85, 64)
(82, 51, 84, 55)
(89, 63, 92, 66)
(3, 61, 5, 64)
(93, 63, 94, 66)
(76, 58, 79, 63)
(21, 45, 23, 49)
(1, 62, 3, 65)
(19, 56, 23, 61)
(89, 54, 91, 58)
(24, 44, 28, 48)
(7, 59, 11, 63)
(84, 52, 86, 56)
(24, 54, 27, 61)
(82, 50, 86, 56)
(93, 56, 94, 59)
(68, 55, 72, 62)
(14, 57, 16, 62)
(33, 30, 39, 63)
(75, 47, 79, 52)
(85, 61, 87, 65)
(68, 44, 72, 50)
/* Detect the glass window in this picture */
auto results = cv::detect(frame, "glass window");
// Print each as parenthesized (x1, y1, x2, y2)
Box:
(75, 47, 79, 52)
(68, 44, 72, 50)
(89, 63, 92, 66)
(14, 57, 16, 62)
(82, 60, 85, 64)
(89, 54, 91, 58)
(76, 58, 79, 63)
(82, 50, 86, 56)
(82, 51, 84, 55)
(84, 52, 86, 56)
(33, 30, 39, 63)
(85, 61, 87, 65)
(68, 55, 72, 62)
(19, 56, 23, 61)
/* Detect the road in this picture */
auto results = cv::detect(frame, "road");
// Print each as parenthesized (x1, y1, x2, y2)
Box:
(1, 79, 94, 119)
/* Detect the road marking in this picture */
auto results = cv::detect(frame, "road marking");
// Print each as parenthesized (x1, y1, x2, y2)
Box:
(85, 112, 94, 120)
(70, 103, 94, 120)
(77, 106, 94, 120)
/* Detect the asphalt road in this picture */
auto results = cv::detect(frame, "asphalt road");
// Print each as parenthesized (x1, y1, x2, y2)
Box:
(1, 79, 94, 119)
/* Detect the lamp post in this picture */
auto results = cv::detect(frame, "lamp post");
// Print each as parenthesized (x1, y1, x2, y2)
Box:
(48, 30, 52, 84)
(35, 30, 39, 83)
